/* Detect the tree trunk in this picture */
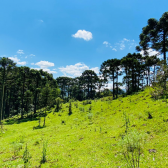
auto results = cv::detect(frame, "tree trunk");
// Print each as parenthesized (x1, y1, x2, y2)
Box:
(112, 72, 115, 99)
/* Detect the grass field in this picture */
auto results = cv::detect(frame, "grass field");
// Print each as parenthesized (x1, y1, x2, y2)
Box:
(0, 87, 168, 167)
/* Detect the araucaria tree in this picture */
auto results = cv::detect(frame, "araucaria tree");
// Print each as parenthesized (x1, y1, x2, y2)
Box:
(0, 57, 60, 122)
(100, 58, 121, 99)
(136, 12, 168, 64)
(81, 70, 99, 99)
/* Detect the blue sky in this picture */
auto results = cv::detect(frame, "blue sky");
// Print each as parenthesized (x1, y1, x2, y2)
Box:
(0, 0, 167, 79)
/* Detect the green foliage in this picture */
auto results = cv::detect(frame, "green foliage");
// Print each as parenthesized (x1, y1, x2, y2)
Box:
(23, 144, 31, 168)
(1, 86, 168, 167)
(74, 102, 78, 108)
(123, 111, 130, 134)
(68, 102, 72, 116)
(55, 97, 63, 112)
(120, 131, 145, 168)
(11, 141, 22, 156)
(83, 100, 92, 105)
(41, 141, 48, 164)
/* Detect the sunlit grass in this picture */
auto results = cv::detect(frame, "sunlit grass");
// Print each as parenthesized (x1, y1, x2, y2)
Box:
(0, 87, 168, 167)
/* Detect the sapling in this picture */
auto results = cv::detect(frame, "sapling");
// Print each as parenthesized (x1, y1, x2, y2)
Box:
(41, 141, 48, 164)
(55, 97, 63, 112)
(43, 109, 47, 127)
(123, 111, 130, 134)
(68, 102, 72, 115)
(23, 144, 31, 168)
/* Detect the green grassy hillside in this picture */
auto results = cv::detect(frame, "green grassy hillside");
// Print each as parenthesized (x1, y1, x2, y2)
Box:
(0, 87, 168, 167)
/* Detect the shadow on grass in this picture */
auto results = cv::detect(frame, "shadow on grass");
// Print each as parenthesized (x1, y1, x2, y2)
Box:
(4, 115, 39, 125)
(33, 125, 46, 130)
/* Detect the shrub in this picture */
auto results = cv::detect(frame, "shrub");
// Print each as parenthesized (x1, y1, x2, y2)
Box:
(12, 141, 22, 156)
(120, 131, 145, 168)
(83, 100, 92, 105)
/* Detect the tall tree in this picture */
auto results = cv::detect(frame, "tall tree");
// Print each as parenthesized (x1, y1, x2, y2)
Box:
(100, 59, 121, 98)
(136, 12, 168, 64)
(121, 53, 144, 94)
(81, 70, 99, 99)
(0, 57, 16, 123)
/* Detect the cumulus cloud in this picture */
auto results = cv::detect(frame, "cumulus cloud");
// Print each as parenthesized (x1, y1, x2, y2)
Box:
(140, 48, 160, 57)
(90, 67, 99, 74)
(31, 68, 57, 74)
(32, 60, 56, 74)
(72, 30, 93, 41)
(59, 63, 99, 77)
(17, 61, 27, 65)
(35, 61, 54, 69)
(9, 56, 26, 65)
(17, 50, 24, 55)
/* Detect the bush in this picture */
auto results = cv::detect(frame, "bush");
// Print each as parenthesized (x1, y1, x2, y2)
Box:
(12, 141, 22, 156)
(120, 131, 145, 168)
(55, 97, 63, 112)
(83, 100, 92, 105)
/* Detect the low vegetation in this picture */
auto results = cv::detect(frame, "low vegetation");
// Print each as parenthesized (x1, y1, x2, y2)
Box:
(0, 87, 168, 167)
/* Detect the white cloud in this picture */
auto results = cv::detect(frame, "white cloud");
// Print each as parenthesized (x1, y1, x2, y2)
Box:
(17, 61, 27, 65)
(120, 43, 125, 50)
(30, 54, 35, 57)
(31, 67, 57, 74)
(123, 38, 130, 42)
(32, 61, 56, 74)
(17, 50, 24, 55)
(9, 57, 20, 62)
(103, 41, 109, 47)
(72, 30, 93, 41)
(59, 63, 99, 77)
(112, 48, 117, 51)
(103, 41, 116, 51)
(35, 61, 54, 69)
(140, 48, 160, 57)
(103, 38, 136, 51)
(90, 67, 99, 74)
(9, 56, 26, 65)
(39, 20, 44, 23)
(118, 38, 136, 50)
(104, 82, 126, 90)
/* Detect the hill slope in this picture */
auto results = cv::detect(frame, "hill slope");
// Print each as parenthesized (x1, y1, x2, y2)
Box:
(0, 87, 168, 167)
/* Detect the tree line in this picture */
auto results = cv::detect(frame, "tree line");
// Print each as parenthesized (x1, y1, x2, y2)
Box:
(56, 12, 168, 100)
(0, 11, 167, 122)
(0, 57, 60, 124)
